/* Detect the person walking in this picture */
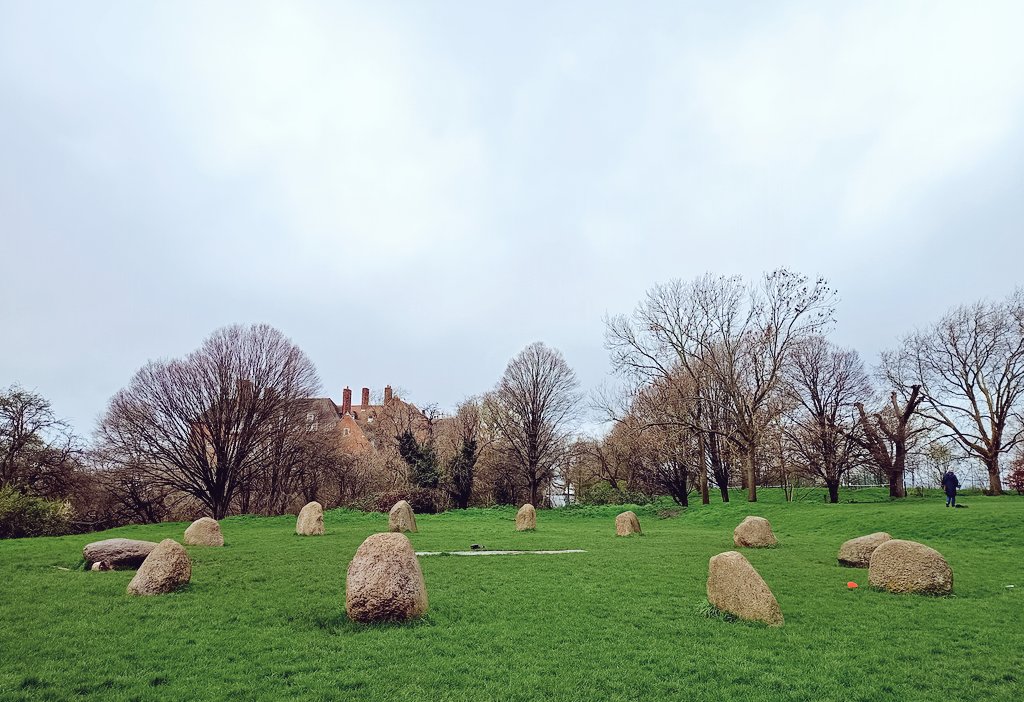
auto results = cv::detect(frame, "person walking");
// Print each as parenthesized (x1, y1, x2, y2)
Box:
(941, 469, 961, 507)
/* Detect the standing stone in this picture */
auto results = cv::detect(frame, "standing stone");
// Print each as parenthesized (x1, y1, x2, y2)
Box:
(127, 539, 191, 596)
(388, 500, 417, 533)
(733, 516, 778, 548)
(346, 532, 428, 623)
(615, 511, 642, 536)
(296, 501, 325, 536)
(706, 551, 784, 626)
(83, 538, 158, 569)
(868, 539, 953, 595)
(515, 504, 536, 531)
(183, 517, 224, 546)
(838, 532, 892, 568)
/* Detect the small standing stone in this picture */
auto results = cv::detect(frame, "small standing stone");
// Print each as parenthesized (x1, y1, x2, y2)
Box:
(515, 504, 536, 531)
(388, 500, 417, 533)
(346, 532, 428, 623)
(706, 551, 784, 626)
(868, 539, 953, 595)
(127, 539, 192, 596)
(296, 501, 325, 536)
(184, 517, 224, 546)
(838, 532, 892, 568)
(83, 538, 158, 569)
(615, 511, 642, 536)
(733, 516, 778, 548)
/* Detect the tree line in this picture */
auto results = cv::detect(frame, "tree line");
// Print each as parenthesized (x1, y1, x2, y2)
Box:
(3, 270, 1024, 535)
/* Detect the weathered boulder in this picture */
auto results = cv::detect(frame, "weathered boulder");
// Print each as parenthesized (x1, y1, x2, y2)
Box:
(868, 539, 953, 595)
(83, 538, 158, 569)
(127, 539, 191, 596)
(838, 532, 892, 568)
(296, 501, 325, 536)
(183, 517, 224, 546)
(707, 551, 784, 626)
(346, 532, 428, 623)
(388, 500, 417, 533)
(733, 516, 777, 548)
(615, 511, 642, 536)
(515, 504, 536, 531)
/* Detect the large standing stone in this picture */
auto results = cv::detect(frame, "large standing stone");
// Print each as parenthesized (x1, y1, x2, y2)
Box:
(615, 511, 642, 536)
(296, 501, 325, 536)
(707, 551, 784, 626)
(515, 504, 536, 531)
(83, 538, 158, 569)
(868, 539, 953, 595)
(838, 532, 892, 568)
(183, 517, 224, 546)
(346, 532, 428, 623)
(388, 500, 417, 533)
(733, 516, 778, 548)
(127, 539, 191, 596)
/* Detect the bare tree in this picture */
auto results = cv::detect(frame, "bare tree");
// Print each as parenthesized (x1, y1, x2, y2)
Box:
(435, 397, 493, 509)
(783, 337, 871, 503)
(606, 269, 837, 501)
(882, 292, 1024, 494)
(0, 385, 79, 497)
(97, 324, 320, 519)
(854, 387, 927, 498)
(486, 342, 581, 506)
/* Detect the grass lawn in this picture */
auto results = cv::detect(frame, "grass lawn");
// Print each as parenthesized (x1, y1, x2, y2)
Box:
(1, 488, 1023, 701)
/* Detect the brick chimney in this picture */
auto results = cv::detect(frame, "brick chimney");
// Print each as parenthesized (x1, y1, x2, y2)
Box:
(361, 387, 370, 408)
(384, 385, 393, 403)
(342, 387, 352, 415)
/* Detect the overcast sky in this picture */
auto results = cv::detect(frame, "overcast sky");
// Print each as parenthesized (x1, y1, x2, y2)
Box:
(2, 0, 1023, 437)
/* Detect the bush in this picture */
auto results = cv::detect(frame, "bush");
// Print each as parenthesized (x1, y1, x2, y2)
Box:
(350, 488, 448, 515)
(0, 486, 75, 538)
(1008, 465, 1024, 495)
(575, 481, 652, 506)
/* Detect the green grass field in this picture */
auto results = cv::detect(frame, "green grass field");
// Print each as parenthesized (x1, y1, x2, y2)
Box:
(2, 489, 1022, 701)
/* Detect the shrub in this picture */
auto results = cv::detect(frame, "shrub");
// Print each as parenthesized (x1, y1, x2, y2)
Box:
(350, 488, 448, 515)
(575, 481, 652, 507)
(0, 486, 75, 538)
(1008, 465, 1024, 495)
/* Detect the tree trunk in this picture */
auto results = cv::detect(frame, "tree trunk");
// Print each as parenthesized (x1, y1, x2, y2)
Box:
(889, 444, 907, 498)
(985, 455, 1003, 495)
(745, 450, 757, 502)
(697, 433, 710, 505)
(826, 480, 839, 504)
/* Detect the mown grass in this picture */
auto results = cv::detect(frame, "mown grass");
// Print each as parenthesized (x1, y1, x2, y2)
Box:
(1, 488, 1022, 701)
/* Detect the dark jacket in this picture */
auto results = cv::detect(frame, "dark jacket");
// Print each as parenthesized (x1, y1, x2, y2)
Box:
(941, 471, 960, 496)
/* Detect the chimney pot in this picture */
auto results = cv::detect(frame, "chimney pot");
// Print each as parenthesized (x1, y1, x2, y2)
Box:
(361, 387, 370, 408)
(342, 387, 352, 415)
(384, 385, 393, 403)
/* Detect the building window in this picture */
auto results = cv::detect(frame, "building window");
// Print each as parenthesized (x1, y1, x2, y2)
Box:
(306, 412, 316, 421)
(342, 428, 350, 436)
